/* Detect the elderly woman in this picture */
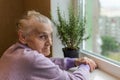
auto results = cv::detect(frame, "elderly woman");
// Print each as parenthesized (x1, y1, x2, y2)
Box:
(0, 10, 97, 80)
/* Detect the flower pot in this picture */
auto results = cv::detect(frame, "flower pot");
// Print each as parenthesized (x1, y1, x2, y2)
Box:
(62, 48, 79, 58)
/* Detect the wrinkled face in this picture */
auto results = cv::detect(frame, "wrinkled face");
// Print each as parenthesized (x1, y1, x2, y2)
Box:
(19, 19, 53, 56)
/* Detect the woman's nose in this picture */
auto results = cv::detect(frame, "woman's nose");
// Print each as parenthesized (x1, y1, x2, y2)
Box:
(46, 37, 52, 46)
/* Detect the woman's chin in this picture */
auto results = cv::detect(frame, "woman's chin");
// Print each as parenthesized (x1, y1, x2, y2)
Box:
(44, 51, 50, 56)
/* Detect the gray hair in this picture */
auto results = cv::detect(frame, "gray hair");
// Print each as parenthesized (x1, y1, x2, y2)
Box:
(17, 10, 52, 37)
(27, 10, 51, 24)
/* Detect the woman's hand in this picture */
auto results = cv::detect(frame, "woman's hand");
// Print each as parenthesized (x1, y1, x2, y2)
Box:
(75, 57, 97, 72)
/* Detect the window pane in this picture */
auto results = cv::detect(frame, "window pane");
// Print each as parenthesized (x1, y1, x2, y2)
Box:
(84, 0, 120, 63)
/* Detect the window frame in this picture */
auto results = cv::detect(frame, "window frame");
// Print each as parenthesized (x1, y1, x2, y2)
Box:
(80, 50, 120, 79)
(76, 0, 120, 79)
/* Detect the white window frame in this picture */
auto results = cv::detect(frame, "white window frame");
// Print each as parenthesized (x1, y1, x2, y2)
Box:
(80, 50, 120, 79)
(76, 0, 120, 79)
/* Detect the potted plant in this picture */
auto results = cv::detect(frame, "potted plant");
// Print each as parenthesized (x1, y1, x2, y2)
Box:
(52, 5, 88, 58)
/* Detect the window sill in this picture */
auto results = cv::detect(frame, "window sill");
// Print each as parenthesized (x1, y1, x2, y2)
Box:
(80, 50, 120, 79)
(90, 69, 118, 80)
(69, 68, 118, 80)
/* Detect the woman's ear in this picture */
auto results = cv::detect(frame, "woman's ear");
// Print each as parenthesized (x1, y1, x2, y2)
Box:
(18, 30, 27, 44)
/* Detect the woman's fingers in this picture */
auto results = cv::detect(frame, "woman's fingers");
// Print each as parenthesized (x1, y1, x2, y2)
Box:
(75, 57, 97, 72)
(83, 57, 97, 72)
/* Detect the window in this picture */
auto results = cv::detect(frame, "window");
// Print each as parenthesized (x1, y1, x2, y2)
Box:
(83, 0, 120, 64)
(77, 0, 120, 79)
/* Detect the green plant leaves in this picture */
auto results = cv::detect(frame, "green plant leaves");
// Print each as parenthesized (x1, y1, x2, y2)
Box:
(51, 5, 88, 50)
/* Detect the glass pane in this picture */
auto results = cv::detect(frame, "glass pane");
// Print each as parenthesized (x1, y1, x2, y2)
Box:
(84, 0, 120, 63)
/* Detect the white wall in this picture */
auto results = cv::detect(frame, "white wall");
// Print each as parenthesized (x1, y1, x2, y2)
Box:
(51, 0, 71, 57)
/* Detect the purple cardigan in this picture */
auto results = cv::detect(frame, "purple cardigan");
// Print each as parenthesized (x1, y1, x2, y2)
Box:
(0, 42, 90, 80)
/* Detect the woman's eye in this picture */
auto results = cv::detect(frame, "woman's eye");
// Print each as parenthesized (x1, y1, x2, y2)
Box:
(39, 35, 47, 40)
